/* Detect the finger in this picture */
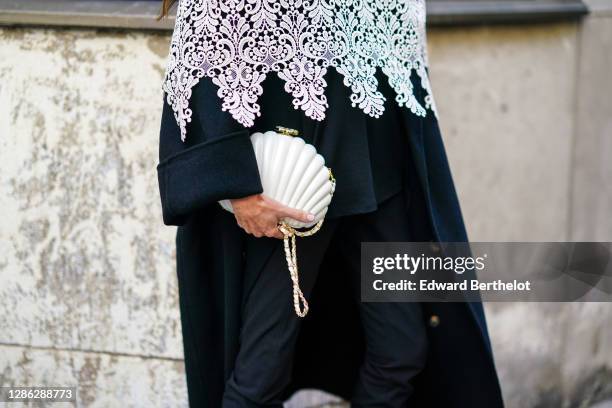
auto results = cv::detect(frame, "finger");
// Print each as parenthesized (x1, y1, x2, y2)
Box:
(240, 221, 255, 236)
(239, 220, 250, 231)
(277, 205, 315, 223)
(265, 227, 284, 239)
(234, 216, 246, 229)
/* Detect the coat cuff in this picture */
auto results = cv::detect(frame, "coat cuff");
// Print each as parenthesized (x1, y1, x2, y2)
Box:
(157, 130, 263, 226)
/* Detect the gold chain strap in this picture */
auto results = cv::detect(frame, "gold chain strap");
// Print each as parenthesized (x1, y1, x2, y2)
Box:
(277, 219, 325, 318)
(275, 159, 335, 318)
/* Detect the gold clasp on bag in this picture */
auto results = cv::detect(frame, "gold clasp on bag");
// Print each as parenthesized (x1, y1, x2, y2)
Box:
(275, 126, 299, 137)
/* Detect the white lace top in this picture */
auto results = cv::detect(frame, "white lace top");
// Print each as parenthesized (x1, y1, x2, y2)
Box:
(163, 0, 437, 141)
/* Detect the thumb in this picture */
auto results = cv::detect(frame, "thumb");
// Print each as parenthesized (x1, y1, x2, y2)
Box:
(277, 204, 315, 224)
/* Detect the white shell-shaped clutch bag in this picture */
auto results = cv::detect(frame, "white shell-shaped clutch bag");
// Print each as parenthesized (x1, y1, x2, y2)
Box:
(219, 130, 335, 228)
(218, 127, 336, 318)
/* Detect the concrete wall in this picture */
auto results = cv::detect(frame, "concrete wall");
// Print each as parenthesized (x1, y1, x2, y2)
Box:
(0, 5, 611, 407)
(427, 3, 612, 406)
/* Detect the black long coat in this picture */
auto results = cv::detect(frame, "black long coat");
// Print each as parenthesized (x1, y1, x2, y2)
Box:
(157, 69, 504, 407)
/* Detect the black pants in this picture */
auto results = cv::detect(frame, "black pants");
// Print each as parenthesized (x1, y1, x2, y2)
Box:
(222, 192, 428, 407)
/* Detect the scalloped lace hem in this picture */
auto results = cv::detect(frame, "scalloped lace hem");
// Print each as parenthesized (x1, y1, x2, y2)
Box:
(163, 0, 438, 141)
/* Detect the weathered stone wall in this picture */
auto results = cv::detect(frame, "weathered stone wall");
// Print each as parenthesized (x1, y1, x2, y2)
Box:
(1, 6, 611, 406)
(0, 29, 186, 405)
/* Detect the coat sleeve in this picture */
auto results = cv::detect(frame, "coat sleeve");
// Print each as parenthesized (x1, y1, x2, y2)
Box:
(157, 79, 263, 226)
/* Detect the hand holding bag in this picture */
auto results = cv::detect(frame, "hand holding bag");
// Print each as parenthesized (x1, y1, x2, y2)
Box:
(219, 126, 336, 317)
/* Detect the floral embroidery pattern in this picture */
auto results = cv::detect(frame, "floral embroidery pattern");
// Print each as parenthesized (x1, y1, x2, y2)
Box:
(163, 0, 437, 141)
